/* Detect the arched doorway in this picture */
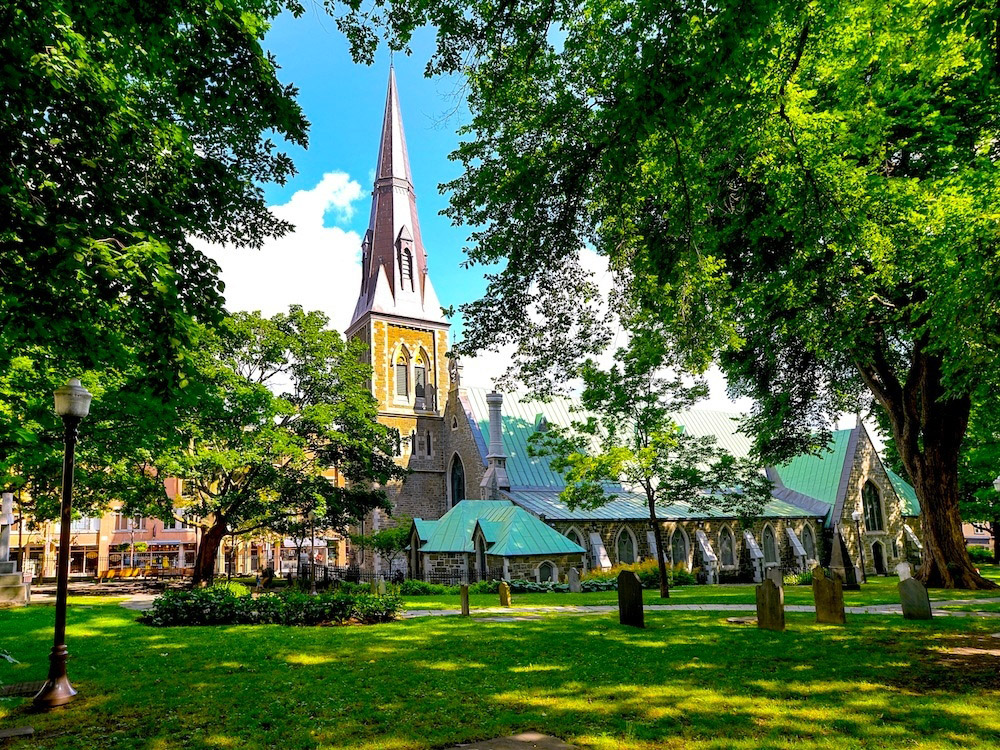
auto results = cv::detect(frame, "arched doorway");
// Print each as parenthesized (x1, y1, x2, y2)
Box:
(871, 540, 886, 576)
(449, 455, 466, 507)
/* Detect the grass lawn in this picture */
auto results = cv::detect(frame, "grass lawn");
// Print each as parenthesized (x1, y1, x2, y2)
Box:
(2, 598, 1000, 749)
(401, 566, 1000, 611)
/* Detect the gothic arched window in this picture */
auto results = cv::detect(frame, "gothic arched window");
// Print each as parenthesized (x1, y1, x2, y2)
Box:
(862, 481, 884, 531)
(395, 353, 408, 398)
(802, 525, 817, 560)
(762, 525, 778, 564)
(426, 429, 433, 456)
(414, 352, 426, 401)
(719, 527, 735, 567)
(450, 455, 466, 507)
(616, 528, 636, 564)
(670, 529, 688, 569)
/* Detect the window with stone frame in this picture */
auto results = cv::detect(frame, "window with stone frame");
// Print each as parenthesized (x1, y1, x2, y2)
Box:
(862, 481, 885, 531)
(395, 353, 409, 398)
(538, 561, 555, 582)
(616, 528, 636, 564)
(566, 528, 583, 549)
(762, 525, 778, 564)
(414, 352, 426, 401)
(426, 430, 433, 456)
(670, 529, 688, 569)
(450, 455, 466, 506)
(802, 524, 817, 560)
(719, 527, 735, 567)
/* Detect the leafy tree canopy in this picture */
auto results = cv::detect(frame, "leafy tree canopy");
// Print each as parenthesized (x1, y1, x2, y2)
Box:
(158, 307, 405, 584)
(335, 0, 1000, 588)
(1, 0, 310, 512)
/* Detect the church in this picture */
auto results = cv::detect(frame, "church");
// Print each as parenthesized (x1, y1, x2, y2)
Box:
(346, 70, 924, 585)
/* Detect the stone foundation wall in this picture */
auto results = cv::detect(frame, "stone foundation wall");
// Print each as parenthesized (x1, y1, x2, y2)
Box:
(505, 553, 587, 582)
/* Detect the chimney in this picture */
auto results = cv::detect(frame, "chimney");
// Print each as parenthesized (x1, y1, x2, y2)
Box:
(480, 392, 510, 499)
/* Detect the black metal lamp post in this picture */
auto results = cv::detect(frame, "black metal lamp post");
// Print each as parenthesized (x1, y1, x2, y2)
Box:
(34, 378, 92, 710)
(308, 511, 317, 596)
(851, 510, 868, 584)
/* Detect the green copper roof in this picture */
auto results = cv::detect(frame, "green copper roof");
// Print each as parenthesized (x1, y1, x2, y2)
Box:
(465, 390, 756, 489)
(887, 468, 921, 516)
(507, 488, 810, 521)
(772, 430, 853, 507)
(415, 500, 585, 557)
(412, 519, 436, 542)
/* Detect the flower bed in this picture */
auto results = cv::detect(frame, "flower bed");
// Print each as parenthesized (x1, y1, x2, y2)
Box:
(139, 586, 400, 627)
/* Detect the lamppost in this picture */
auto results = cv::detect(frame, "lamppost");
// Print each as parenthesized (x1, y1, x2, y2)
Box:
(851, 509, 868, 584)
(308, 510, 317, 596)
(34, 378, 92, 709)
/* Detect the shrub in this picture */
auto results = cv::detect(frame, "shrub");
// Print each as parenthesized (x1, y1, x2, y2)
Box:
(210, 581, 251, 597)
(507, 579, 570, 593)
(583, 559, 697, 589)
(398, 579, 459, 596)
(139, 587, 400, 627)
(785, 570, 812, 586)
(967, 545, 993, 563)
(468, 579, 500, 594)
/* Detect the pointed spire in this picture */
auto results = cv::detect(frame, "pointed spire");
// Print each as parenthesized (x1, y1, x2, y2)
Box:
(348, 68, 447, 333)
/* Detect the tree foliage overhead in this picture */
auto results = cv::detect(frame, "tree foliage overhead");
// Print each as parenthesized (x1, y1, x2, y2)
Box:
(1, 0, 309, 516)
(333, 0, 1000, 587)
(162, 307, 405, 585)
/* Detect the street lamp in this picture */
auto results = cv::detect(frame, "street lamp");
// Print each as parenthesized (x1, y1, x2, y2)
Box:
(851, 509, 868, 584)
(34, 378, 92, 709)
(308, 510, 317, 596)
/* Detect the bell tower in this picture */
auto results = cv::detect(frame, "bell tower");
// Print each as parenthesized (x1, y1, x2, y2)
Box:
(346, 68, 451, 528)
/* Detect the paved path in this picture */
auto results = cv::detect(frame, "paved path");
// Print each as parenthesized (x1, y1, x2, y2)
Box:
(404, 599, 1000, 620)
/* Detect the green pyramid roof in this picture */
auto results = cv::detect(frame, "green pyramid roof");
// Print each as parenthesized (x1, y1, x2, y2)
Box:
(414, 500, 585, 557)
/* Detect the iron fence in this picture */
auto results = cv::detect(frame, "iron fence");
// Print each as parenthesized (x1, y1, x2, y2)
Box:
(422, 567, 505, 586)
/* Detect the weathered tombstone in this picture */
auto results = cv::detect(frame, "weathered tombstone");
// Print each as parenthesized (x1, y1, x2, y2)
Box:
(377, 577, 387, 596)
(828, 525, 860, 590)
(895, 561, 912, 581)
(811, 566, 846, 624)
(755, 577, 785, 631)
(568, 567, 582, 593)
(369, 579, 378, 594)
(617, 570, 645, 628)
(765, 566, 784, 589)
(498, 581, 512, 607)
(898, 577, 933, 620)
(460, 584, 470, 617)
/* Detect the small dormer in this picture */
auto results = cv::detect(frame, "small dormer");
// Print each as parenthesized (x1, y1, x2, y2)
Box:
(397, 225, 415, 292)
(534, 414, 549, 432)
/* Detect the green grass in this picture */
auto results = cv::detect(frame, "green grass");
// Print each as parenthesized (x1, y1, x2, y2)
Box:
(2, 597, 999, 749)
(401, 567, 1000, 611)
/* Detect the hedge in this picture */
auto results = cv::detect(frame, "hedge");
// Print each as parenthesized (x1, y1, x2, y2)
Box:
(139, 587, 400, 627)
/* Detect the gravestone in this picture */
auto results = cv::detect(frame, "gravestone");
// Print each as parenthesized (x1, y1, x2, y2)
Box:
(377, 578, 387, 596)
(461, 584, 470, 616)
(617, 570, 644, 628)
(898, 577, 933, 620)
(369, 579, 378, 594)
(895, 562, 912, 581)
(0, 492, 26, 606)
(499, 581, 512, 607)
(828, 525, 861, 590)
(755, 578, 785, 631)
(568, 567, 582, 593)
(765, 566, 784, 589)
(811, 566, 846, 625)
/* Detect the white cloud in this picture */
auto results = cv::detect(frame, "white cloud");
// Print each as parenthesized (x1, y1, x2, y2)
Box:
(196, 172, 365, 332)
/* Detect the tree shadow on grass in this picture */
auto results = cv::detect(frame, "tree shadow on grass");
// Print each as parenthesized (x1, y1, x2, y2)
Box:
(2, 606, 1000, 749)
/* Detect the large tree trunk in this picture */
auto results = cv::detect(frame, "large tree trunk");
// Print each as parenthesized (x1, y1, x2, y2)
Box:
(992, 520, 1000, 566)
(193, 520, 227, 587)
(858, 349, 996, 590)
(648, 497, 670, 598)
(913, 453, 991, 588)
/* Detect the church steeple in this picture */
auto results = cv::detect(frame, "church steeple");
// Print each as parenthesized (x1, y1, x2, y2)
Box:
(348, 67, 447, 333)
